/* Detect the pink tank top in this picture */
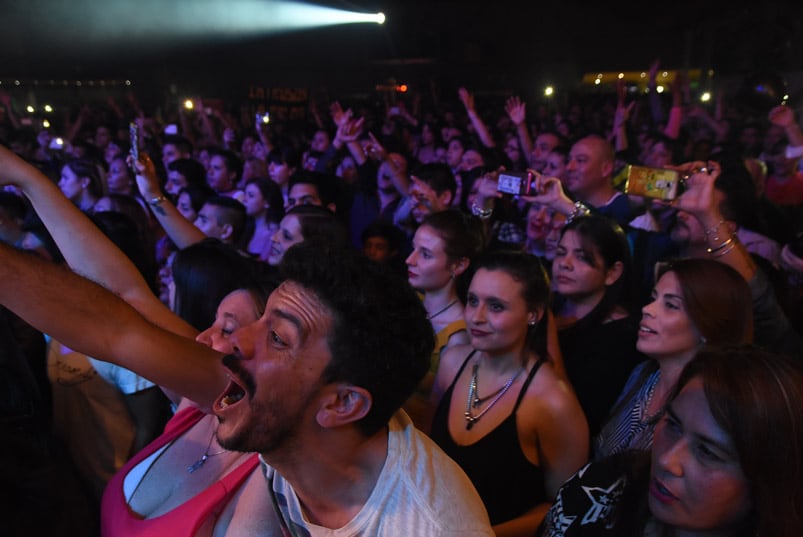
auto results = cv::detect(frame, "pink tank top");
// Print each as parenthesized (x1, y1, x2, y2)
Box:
(101, 406, 260, 537)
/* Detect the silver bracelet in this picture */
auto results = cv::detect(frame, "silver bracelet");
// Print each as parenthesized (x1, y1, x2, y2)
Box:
(149, 195, 168, 216)
(470, 202, 493, 220)
(566, 201, 590, 223)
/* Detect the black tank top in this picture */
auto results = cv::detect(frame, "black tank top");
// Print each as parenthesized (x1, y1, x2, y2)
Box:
(430, 350, 547, 525)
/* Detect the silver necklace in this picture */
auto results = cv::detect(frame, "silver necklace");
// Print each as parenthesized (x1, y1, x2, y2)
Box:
(187, 428, 227, 473)
(426, 298, 458, 320)
(464, 361, 524, 430)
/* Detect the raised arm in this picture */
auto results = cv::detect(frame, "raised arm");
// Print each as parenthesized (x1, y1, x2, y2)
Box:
(132, 152, 207, 249)
(330, 101, 367, 166)
(610, 80, 634, 152)
(0, 241, 226, 408)
(365, 132, 410, 194)
(672, 161, 756, 281)
(662, 71, 685, 140)
(769, 104, 803, 149)
(505, 96, 533, 157)
(0, 144, 196, 338)
(458, 87, 495, 148)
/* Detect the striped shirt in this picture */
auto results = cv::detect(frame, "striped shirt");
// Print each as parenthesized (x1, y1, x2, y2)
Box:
(593, 361, 662, 460)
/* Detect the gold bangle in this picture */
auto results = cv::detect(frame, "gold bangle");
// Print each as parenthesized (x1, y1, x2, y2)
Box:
(706, 236, 734, 254)
(713, 240, 738, 258)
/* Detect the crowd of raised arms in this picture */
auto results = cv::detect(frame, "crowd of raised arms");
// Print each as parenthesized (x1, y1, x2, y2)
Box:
(0, 59, 801, 537)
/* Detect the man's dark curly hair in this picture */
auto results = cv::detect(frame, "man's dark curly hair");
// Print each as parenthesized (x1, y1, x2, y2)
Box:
(280, 239, 433, 435)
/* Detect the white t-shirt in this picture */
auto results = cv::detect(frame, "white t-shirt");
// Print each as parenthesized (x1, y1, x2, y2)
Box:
(262, 411, 494, 536)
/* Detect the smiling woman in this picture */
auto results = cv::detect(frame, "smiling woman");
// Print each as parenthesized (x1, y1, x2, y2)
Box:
(540, 345, 803, 537)
(594, 258, 753, 459)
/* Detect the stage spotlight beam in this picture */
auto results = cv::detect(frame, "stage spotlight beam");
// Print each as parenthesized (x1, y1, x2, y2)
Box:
(8, 0, 386, 52)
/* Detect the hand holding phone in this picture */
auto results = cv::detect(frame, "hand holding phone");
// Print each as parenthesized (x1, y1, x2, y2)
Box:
(129, 122, 140, 162)
(496, 171, 535, 196)
(623, 165, 682, 201)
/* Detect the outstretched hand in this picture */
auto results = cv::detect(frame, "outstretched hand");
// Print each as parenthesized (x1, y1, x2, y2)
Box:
(336, 116, 365, 144)
(330, 101, 351, 128)
(365, 132, 388, 161)
(505, 96, 526, 125)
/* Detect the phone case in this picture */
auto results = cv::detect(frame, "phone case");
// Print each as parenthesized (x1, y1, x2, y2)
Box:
(623, 165, 680, 200)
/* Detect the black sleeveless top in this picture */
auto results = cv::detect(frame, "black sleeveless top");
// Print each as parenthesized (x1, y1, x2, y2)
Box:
(430, 350, 547, 525)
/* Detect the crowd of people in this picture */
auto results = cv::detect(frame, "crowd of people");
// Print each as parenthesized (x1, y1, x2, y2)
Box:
(0, 60, 802, 537)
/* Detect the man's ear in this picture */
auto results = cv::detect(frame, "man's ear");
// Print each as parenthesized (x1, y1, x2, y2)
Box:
(316, 384, 372, 428)
(325, 202, 337, 213)
(219, 222, 234, 241)
(437, 190, 453, 208)
(604, 260, 624, 286)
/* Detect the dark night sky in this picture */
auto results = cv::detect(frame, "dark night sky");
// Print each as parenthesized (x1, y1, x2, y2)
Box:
(1, 1, 802, 100)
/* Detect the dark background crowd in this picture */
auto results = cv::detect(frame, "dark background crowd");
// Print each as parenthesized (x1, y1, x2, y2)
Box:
(1, 1, 803, 536)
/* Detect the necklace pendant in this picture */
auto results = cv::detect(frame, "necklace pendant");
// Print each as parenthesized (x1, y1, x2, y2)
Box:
(472, 397, 482, 408)
(187, 455, 208, 474)
(465, 418, 475, 431)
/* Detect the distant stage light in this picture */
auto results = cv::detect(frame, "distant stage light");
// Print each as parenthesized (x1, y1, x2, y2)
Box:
(183, 99, 194, 110)
(700, 91, 711, 103)
(17, 0, 388, 53)
(26, 105, 35, 113)
(42, 119, 50, 128)
(544, 86, 554, 97)
(44, 104, 53, 112)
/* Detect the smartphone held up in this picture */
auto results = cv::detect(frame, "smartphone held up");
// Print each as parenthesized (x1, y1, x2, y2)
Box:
(623, 165, 682, 201)
(497, 171, 536, 196)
